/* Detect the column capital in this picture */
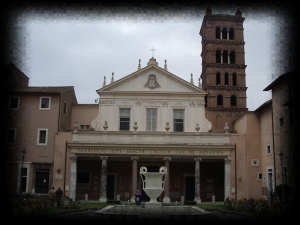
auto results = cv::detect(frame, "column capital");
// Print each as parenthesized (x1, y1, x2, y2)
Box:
(100, 156, 108, 161)
(163, 157, 171, 161)
(224, 157, 231, 164)
(70, 154, 77, 161)
(131, 156, 139, 161)
(194, 158, 202, 162)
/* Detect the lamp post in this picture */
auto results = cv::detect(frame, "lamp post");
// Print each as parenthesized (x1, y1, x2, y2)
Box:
(19, 149, 26, 198)
(279, 151, 284, 203)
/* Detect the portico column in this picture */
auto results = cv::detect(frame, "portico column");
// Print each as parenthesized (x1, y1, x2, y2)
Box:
(224, 157, 231, 200)
(131, 156, 138, 202)
(194, 158, 202, 203)
(163, 157, 171, 203)
(99, 156, 108, 202)
(69, 154, 77, 200)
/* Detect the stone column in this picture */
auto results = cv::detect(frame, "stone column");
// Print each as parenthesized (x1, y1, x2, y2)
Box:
(194, 158, 202, 203)
(99, 156, 108, 202)
(131, 156, 138, 202)
(163, 157, 171, 203)
(221, 51, 223, 63)
(69, 154, 77, 200)
(224, 157, 231, 200)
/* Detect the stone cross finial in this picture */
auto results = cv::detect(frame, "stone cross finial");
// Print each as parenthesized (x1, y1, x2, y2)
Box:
(150, 47, 156, 57)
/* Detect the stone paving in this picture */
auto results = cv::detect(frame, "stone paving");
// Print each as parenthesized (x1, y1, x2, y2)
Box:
(53, 207, 257, 223)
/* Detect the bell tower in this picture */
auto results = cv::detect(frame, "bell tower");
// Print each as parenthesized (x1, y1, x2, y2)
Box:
(200, 7, 248, 132)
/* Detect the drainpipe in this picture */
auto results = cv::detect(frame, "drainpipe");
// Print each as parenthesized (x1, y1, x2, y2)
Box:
(58, 94, 62, 132)
(271, 105, 276, 188)
(64, 141, 68, 194)
(235, 143, 237, 200)
(245, 133, 249, 199)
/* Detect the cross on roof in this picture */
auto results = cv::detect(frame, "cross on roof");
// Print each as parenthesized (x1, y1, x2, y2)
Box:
(150, 47, 156, 57)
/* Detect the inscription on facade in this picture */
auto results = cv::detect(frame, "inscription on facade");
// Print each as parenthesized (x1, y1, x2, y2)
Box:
(71, 148, 230, 156)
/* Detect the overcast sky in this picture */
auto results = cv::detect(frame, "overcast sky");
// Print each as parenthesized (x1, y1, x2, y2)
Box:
(12, 5, 289, 111)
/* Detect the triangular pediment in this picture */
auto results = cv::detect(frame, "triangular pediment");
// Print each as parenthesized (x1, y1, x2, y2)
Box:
(97, 58, 205, 94)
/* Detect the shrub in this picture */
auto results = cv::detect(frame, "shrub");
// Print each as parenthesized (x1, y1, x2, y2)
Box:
(184, 201, 196, 205)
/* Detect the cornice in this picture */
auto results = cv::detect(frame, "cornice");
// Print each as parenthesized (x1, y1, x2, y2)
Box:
(206, 107, 248, 112)
(203, 40, 245, 45)
(207, 86, 248, 91)
(203, 63, 247, 69)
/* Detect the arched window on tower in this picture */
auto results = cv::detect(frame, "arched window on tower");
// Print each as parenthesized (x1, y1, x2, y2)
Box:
(216, 50, 221, 63)
(225, 73, 229, 85)
(216, 72, 221, 85)
(204, 95, 207, 107)
(229, 28, 234, 39)
(231, 95, 237, 106)
(216, 27, 221, 39)
(232, 73, 237, 86)
(217, 95, 223, 106)
(222, 28, 227, 39)
(223, 50, 228, 63)
(229, 51, 235, 64)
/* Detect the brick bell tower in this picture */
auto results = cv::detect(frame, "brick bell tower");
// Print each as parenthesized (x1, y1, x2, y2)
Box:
(200, 7, 248, 132)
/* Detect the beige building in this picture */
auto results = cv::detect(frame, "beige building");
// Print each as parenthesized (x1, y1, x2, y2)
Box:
(5, 8, 296, 204)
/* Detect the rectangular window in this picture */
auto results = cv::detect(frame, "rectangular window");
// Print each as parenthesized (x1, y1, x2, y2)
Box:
(120, 108, 130, 131)
(279, 117, 284, 127)
(80, 125, 90, 130)
(7, 129, 16, 145)
(77, 171, 90, 184)
(63, 101, 67, 114)
(266, 145, 271, 155)
(283, 167, 288, 184)
(39, 97, 51, 110)
(289, 111, 294, 126)
(173, 109, 184, 132)
(146, 108, 157, 131)
(37, 128, 48, 145)
(257, 172, 262, 180)
(9, 97, 19, 109)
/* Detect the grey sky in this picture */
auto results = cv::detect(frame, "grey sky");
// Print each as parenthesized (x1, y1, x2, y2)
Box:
(16, 7, 280, 111)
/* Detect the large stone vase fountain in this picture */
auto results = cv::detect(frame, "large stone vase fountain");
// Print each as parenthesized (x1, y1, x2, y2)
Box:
(140, 166, 167, 208)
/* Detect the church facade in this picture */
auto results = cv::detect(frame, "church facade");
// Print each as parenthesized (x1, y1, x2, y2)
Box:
(5, 8, 277, 203)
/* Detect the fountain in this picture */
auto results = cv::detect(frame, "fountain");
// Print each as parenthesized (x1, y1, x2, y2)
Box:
(94, 166, 212, 221)
(140, 166, 167, 208)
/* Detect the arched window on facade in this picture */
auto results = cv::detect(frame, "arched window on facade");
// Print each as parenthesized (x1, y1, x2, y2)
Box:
(217, 95, 223, 106)
(229, 51, 235, 63)
(225, 73, 229, 85)
(216, 27, 221, 39)
(229, 28, 234, 39)
(231, 95, 237, 106)
(216, 72, 221, 85)
(204, 95, 207, 107)
(222, 28, 227, 39)
(232, 73, 237, 86)
(216, 50, 221, 63)
(222, 50, 228, 63)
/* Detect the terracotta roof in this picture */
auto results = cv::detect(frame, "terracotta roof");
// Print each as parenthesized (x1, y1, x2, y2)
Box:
(254, 99, 272, 112)
(263, 70, 296, 91)
(9, 86, 74, 93)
